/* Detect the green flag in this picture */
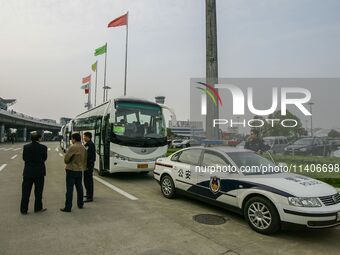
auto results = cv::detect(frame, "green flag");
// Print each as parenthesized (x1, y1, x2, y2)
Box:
(94, 44, 107, 56)
(91, 61, 97, 72)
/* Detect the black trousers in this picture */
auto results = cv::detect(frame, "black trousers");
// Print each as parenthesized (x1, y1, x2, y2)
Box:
(83, 168, 94, 199)
(20, 176, 44, 213)
(65, 170, 83, 210)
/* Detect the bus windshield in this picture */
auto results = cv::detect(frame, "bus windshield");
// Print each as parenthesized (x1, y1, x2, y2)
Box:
(111, 101, 167, 147)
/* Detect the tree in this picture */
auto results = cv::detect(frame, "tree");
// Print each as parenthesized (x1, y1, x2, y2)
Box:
(328, 129, 340, 138)
(261, 110, 303, 137)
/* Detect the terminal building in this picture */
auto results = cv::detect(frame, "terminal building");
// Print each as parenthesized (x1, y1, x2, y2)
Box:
(0, 97, 61, 142)
(168, 120, 205, 138)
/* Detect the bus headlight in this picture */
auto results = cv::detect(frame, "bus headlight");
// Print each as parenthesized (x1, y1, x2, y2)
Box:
(288, 197, 322, 207)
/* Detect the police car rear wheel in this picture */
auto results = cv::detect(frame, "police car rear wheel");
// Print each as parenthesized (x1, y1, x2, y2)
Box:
(244, 197, 280, 234)
(161, 175, 175, 198)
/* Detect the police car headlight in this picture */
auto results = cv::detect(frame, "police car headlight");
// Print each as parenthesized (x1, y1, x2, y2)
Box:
(288, 197, 322, 207)
(299, 148, 307, 152)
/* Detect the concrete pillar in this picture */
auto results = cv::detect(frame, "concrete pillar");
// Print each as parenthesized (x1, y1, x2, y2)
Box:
(23, 127, 27, 142)
(0, 124, 5, 143)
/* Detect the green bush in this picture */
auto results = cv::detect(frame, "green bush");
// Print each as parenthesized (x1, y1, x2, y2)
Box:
(266, 154, 340, 187)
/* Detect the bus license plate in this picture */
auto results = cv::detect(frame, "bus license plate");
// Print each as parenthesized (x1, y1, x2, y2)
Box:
(337, 212, 340, 221)
(137, 164, 148, 169)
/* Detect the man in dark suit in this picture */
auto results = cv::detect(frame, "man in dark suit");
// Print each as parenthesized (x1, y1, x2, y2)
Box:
(20, 132, 48, 214)
(83, 132, 96, 202)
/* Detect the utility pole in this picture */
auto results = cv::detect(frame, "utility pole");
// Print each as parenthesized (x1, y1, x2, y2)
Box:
(205, 0, 219, 140)
(308, 102, 314, 136)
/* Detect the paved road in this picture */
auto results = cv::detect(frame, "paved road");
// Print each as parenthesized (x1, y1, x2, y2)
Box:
(0, 142, 339, 255)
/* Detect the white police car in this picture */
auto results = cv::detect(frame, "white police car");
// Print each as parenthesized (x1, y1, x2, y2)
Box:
(153, 146, 340, 234)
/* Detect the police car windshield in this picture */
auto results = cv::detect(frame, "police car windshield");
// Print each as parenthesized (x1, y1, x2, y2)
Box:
(227, 152, 278, 175)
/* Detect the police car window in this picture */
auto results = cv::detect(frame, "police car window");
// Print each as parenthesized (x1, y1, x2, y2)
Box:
(177, 149, 202, 165)
(171, 152, 181, 161)
(202, 152, 229, 167)
(227, 152, 278, 175)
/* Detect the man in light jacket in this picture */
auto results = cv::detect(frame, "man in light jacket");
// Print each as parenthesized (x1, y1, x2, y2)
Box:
(60, 133, 87, 212)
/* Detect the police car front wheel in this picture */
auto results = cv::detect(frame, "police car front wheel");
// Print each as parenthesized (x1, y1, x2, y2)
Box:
(161, 175, 176, 198)
(244, 196, 280, 234)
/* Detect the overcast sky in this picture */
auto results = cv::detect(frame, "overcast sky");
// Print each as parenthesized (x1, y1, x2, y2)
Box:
(1, 0, 340, 123)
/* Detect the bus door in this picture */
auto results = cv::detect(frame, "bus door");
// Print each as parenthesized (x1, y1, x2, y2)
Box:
(94, 117, 102, 170)
(103, 114, 110, 170)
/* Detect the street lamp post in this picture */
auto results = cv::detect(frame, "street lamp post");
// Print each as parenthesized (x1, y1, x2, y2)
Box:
(308, 102, 314, 136)
(205, 0, 219, 140)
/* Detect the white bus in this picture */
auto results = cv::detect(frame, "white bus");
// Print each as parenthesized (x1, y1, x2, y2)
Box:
(60, 122, 73, 152)
(72, 97, 169, 175)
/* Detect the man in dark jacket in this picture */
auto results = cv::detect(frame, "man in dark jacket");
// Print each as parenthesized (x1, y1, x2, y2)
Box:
(244, 129, 269, 154)
(20, 132, 48, 214)
(83, 132, 96, 202)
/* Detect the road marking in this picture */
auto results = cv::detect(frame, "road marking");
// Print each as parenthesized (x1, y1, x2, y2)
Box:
(59, 153, 63, 157)
(11, 155, 18, 159)
(0, 164, 7, 172)
(93, 176, 138, 201)
(48, 148, 51, 151)
(55, 147, 59, 152)
(13, 148, 21, 151)
(4, 148, 13, 151)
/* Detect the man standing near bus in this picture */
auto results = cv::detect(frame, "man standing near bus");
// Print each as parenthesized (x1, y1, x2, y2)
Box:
(20, 132, 47, 214)
(83, 132, 95, 203)
(60, 133, 87, 212)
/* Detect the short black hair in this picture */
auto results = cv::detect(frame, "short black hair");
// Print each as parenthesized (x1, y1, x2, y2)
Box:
(31, 132, 42, 142)
(83, 132, 92, 139)
(251, 129, 259, 136)
(71, 133, 81, 142)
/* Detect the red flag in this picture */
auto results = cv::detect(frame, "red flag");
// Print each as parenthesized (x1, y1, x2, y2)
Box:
(82, 75, 91, 84)
(108, 13, 128, 28)
(85, 88, 89, 94)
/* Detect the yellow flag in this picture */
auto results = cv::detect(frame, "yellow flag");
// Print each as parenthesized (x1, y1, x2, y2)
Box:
(91, 61, 97, 72)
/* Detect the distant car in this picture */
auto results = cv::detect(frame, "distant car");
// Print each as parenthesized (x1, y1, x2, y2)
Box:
(284, 137, 330, 156)
(263, 136, 288, 154)
(154, 146, 340, 234)
(236, 141, 245, 149)
(171, 139, 200, 148)
(171, 139, 184, 148)
(330, 139, 340, 151)
(334, 150, 340, 157)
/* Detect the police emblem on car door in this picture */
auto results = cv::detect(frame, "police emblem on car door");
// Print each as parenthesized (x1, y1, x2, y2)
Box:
(209, 176, 221, 194)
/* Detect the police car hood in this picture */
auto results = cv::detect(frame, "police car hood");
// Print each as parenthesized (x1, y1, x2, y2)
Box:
(239, 173, 337, 197)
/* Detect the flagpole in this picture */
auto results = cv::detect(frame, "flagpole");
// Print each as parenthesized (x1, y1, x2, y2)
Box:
(123, 12, 129, 96)
(103, 43, 107, 103)
(94, 62, 98, 107)
(87, 85, 91, 110)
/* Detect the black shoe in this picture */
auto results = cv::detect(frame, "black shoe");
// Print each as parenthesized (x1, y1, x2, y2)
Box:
(21, 211, 28, 215)
(35, 208, 47, 213)
(78, 205, 84, 209)
(60, 208, 71, 212)
(84, 198, 93, 203)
